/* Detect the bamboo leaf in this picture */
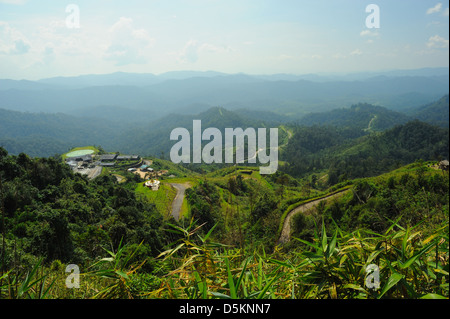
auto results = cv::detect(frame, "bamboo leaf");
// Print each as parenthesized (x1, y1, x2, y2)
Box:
(225, 258, 236, 299)
(326, 230, 338, 259)
(420, 293, 447, 299)
(384, 216, 403, 235)
(401, 227, 409, 259)
(115, 269, 129, 279)
(157, 243, 185, 259)
(210, 291, 231, 299)
(257, 274, 279, 299)
(399, 241, 435, 269)
(193, 271, 207, 299)
(378, 272, 403, 299)
(202, 222, 218, 242)
(343, 284, 369, 294)
(293, 237, 320, 251)
(321, 220, 328, 253)
(258, 257, 263, 291)
(235, 257, 250, 295)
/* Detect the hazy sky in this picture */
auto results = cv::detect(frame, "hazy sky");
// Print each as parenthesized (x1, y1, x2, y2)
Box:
(0, 0, 449, 80)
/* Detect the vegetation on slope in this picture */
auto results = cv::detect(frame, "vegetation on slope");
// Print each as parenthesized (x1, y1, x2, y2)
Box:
(0, 108, 448, 299)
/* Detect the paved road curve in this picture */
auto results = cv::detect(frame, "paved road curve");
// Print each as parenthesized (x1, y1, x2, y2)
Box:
(170, 183, 189, 221)
(277, 189, 351, 245)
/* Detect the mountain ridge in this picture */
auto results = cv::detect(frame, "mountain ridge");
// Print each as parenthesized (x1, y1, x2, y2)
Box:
(1, 68, 448, 121)
(1, 95, 448, 159)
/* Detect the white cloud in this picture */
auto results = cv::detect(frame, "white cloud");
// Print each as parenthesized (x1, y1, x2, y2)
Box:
(178, 39, 200, 63)
(360, 30, 379, 37)
(443, 7, 449, 16)
(0, 21, 31, 55)
(178, 40, 233, 64)
(104, 17, 155, 66)
(426, 35, 449, 48)
(332, 53, 347, 59)
(427, 3, 442, 14)
(0, 0, 27, 4)
(360, 29, 380, 43)
(350, 49, 363, 56)
(278, 54, 294, 60)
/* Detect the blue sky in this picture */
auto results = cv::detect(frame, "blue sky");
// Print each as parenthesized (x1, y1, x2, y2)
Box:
(0, 0, 448, 80)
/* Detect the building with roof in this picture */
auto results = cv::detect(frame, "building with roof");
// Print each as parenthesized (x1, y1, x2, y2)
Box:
(100, 162, 116, 167)
(100, 154, 118, 161)
(67, 154, 93, 163)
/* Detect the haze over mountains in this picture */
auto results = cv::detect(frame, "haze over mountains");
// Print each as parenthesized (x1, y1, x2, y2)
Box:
(0, 67, 448, 158)
(0, 67, 448, 123)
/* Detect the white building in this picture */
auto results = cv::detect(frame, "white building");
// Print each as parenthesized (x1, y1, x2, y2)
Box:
(144, 179, 160, 190)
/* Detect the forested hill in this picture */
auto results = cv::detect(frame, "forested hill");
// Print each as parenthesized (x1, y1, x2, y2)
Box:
(0, 95, 448, 159)
(281, 120, 449, 181)
(296, 103, 411, 131)
(0, 106, 279, 158)
(0, 108, 126, 157)
(409, 94, 449, 128)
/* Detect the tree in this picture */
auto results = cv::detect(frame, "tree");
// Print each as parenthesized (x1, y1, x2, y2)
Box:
(252, 193, 277, 223)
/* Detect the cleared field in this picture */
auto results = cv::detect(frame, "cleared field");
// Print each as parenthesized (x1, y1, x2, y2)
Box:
(65, 149, 95, 157)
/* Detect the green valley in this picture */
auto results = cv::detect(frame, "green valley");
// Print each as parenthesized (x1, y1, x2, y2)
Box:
(1, 119, 448, 298)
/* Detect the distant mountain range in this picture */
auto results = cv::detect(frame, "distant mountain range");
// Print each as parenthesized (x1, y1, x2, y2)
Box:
(0, 68, 448, 122)
(0, 94, 448, 158)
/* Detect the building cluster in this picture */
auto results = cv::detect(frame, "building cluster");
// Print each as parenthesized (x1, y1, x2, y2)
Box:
(66, 154, 94, 169)
(98, 154, 140, 167)
(66, 153, 141, 169)
(65, 150, 174, 191)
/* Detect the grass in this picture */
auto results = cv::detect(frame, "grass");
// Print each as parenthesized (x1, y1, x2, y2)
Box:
(179, 194, 190, 219)
(165, 177, 199, 187)
(135, 182, 177, 218)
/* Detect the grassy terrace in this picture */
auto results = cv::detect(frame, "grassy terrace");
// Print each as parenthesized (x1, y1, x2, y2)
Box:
(135, 181, 177, 218)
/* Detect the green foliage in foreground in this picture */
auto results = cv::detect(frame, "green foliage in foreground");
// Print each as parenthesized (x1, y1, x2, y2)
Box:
(0, 146, 448, 299)
(1, 218, 447, 299)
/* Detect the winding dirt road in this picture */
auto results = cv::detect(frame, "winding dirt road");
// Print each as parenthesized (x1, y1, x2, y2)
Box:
(277, 189, 351, 245)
